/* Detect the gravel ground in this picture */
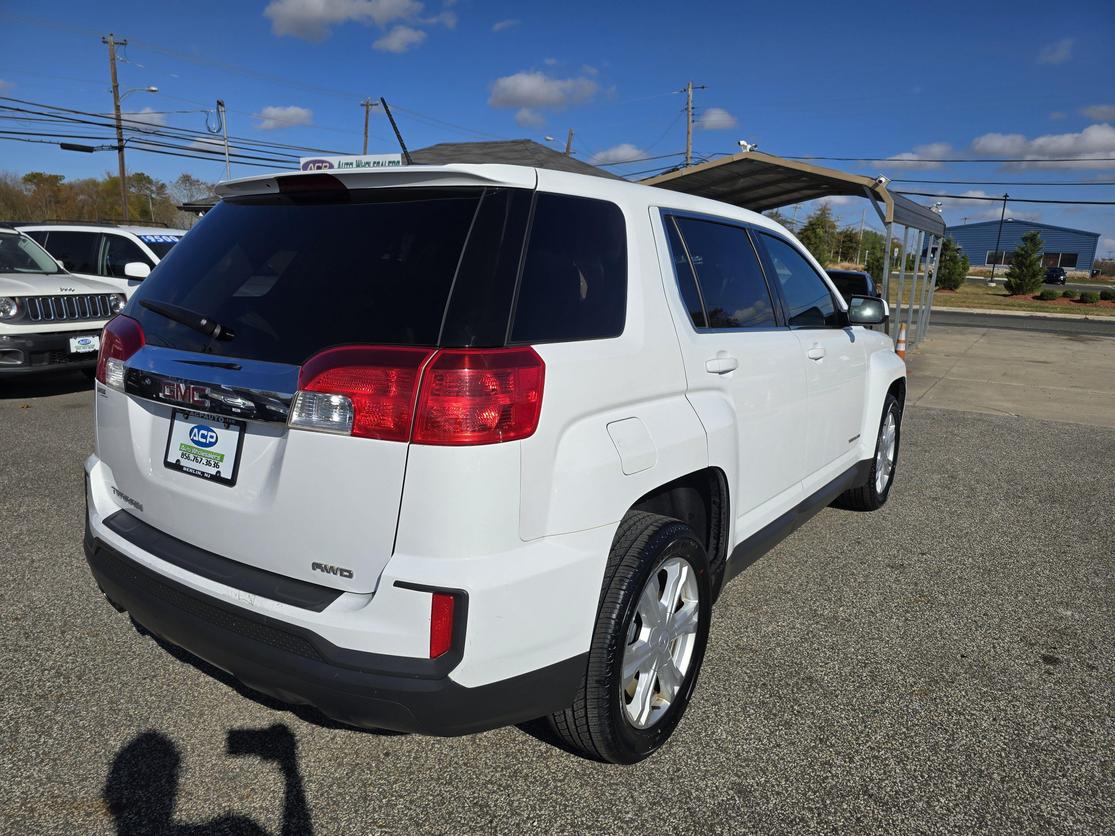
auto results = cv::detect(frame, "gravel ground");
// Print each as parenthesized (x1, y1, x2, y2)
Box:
(1, 372, 1112, 835)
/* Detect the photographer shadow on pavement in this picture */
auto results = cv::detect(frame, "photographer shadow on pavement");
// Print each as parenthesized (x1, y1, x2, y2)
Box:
(103, 724, 313, 835)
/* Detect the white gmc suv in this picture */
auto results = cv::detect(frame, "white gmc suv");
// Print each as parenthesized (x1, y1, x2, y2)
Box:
(84, 165, 904, 763)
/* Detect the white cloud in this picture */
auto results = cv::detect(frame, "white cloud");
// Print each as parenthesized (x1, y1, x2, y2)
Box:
(882, 142, 953, 170)
(822, 195, 853, 206)
(971, 123, 1115, 169)
(421, 9, 456, 27)
(121, 108, 167, 131)
(489, 70, 598, 111)
(1081, 104, 1115, 120)
(1037, 37, 1073, 64)
(1101, 237, 1115, 253)
(0, 79, 13, 90)
(1049, 111, 1066, 120)
(543, 57, 558, 66)
(256, 105, 314, 130)
(265, 0, 422, 40)
(590, 143, 647, 165)
(696, 107, 737, 131)
(373, 25, 426, 52)
(492, 18, 519, 32)
(580, 64, 598, 76)
(515, 108, 545, 128)
(187, 136, 226, 152)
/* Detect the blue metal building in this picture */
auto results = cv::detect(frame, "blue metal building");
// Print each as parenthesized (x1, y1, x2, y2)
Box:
(946, 219, 1100, 271)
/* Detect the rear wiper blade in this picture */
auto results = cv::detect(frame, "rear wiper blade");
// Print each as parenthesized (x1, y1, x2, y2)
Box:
(139, 299, 236, 341)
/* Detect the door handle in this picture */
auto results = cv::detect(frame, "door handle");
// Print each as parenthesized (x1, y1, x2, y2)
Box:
(705, 353, 739, 374)
(807, 345, 826, 361)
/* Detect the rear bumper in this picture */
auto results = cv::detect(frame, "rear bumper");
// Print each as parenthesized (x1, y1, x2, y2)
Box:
(83, 521, 586, 735)
(0, 329, 101, 375)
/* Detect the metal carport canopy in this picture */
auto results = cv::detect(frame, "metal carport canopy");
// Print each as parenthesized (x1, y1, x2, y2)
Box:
(641, 150, 945, 237)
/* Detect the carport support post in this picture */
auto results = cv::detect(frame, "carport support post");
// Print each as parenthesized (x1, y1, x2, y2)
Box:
(892, 226, 910, 340)
(879, 220, 894, 299)
(905, 230, 926, 347)
(919, 234, 943, 343)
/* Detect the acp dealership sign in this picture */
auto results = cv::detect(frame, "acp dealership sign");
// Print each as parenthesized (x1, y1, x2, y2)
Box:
(299, 154, 404, 171)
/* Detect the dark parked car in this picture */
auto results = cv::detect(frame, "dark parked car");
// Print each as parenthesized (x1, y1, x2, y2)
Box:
(826, 269, 880, 303)
(1045, 267, 1067, 285)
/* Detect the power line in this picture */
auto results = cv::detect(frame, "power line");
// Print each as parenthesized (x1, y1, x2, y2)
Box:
(0, 134, 287, 169)
(597, 151, 686, 167)
(787, 154, 1115, 164)
(889, 177, 1115, 186)
(894, 191, 1115, 205)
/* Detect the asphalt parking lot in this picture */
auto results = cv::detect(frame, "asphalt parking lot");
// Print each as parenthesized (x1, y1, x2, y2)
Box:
(2, 369, 1113, 834)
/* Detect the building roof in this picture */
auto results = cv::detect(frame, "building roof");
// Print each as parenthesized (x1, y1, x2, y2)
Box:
(642, 150, 946, 236)
(409, 139, 621, 180)
(945, 218, 1099, 238)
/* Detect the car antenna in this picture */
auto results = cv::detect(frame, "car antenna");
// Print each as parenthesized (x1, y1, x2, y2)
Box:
(379, 97, 413, 166)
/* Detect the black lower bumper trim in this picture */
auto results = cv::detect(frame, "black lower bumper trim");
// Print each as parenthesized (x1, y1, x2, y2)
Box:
(0, 329, 101, 374)
(84, 531, 585, 735)
(103, 510, 344, 613)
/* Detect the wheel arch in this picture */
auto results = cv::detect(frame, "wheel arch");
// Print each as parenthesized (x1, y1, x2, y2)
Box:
(625, 466, 730, 594)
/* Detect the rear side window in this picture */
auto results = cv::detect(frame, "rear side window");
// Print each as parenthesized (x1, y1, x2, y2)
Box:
(757, 234, 839, 328)
(510, 193, 626, 343)
(670, 216, 776, 329)
(40, 230, 99, 274)
(129, 188, 484, 365)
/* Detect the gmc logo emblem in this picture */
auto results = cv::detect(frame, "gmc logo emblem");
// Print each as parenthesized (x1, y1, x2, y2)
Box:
(160, 380, 210, 408)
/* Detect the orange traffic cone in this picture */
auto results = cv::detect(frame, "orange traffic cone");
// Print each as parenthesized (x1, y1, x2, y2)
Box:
(895, 322, 908, 360)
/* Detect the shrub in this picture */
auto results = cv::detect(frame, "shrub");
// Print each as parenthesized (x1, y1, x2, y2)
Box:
(1038, 290, 1058, 300)
(936, 238, 969, 291)
(1100, 289, 1115, 301)
(1079, 291, 1100, 304)
(1062, 290, 1076, 299)
(1004, 231, 1045, 296)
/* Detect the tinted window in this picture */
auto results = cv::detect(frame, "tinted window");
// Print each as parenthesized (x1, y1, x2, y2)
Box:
(673, 217, 775, 329)
(511, 193, 626, 343)
(0, 231, 63, 274)
(129, 188, 483, 365)
(758, 234, 839, 329)
(40, 230, 99, 274)
(827, 270, 874, 301)
(102, 234, 153, 278)
(664, 218, 706, 327)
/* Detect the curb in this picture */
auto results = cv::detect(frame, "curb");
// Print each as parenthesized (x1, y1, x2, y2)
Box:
(932, 306, 1115, 322)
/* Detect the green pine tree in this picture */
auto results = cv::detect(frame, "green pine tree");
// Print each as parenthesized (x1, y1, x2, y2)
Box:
(935, 238, 970, 291)
(1004, 230, 1045, 296)
(797, 204, 837, 264)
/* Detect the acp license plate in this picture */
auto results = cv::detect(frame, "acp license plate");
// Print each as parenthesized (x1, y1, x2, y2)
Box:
(69, 334, 100, 354)
(163, 409, 245, 486)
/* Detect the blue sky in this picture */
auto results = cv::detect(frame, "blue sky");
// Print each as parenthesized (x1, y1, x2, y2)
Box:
(1, 0, 1113, 252)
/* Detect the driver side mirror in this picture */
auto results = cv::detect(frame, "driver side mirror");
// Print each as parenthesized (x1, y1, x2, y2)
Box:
(123, 261, 151, 280)
(846, 295, 888, 325)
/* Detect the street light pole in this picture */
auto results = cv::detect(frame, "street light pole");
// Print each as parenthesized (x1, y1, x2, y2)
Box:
(989, 193, 1009, 284)
(102, 33, 129, 221)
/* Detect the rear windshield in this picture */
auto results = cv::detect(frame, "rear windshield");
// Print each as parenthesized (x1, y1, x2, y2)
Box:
(127, 185, 628, 366)
(128, 188, 484, 365)
(137, 234, 182, 260)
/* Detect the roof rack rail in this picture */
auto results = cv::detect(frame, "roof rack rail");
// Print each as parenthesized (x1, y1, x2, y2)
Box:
(2, 218, 173, 228)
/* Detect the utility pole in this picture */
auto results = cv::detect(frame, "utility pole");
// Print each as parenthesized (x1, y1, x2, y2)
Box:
(564, 128, 574, 156)
(361, 98, 374, 155)
(989, 193, 1009, 283)
(856, 207, 866, 265)
(216, 100, 231, 180)
(102, 33, 129, 221)
(682, 81, 706, 167)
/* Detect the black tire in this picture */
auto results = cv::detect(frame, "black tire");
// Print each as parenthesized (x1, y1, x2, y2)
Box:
(834, 393, 901, 512)
(548, 511, 712, 763)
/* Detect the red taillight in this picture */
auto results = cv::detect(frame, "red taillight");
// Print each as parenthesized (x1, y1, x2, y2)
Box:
(429, 592, 456, 658)
(95, 314, 145, 387)
(296, 346, 433, 441)
(291, 345, 545, 446)
(412, 347, 545, 446)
